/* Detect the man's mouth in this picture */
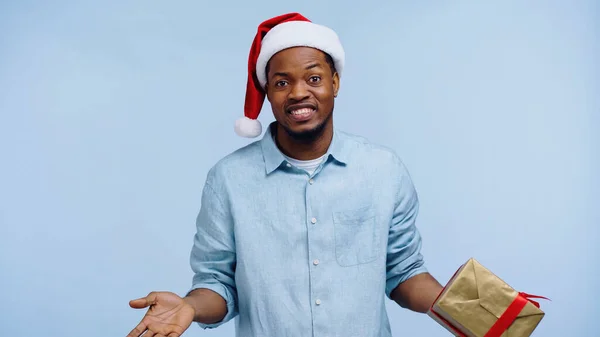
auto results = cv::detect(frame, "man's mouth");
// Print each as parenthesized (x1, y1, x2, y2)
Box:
(290, 107, 315, 116)
(286, 104, 317, 122)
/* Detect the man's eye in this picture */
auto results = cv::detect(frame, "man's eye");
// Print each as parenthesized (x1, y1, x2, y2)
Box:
(309, 76, 321, 82)
(275, 81, 288, 87)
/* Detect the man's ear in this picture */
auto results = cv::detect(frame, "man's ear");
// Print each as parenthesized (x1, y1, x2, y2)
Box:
(265, 84, 271, 102)
(332, 72, 340, 98)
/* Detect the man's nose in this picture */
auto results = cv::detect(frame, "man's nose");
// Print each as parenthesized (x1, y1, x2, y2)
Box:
(288, 82, 310, 101)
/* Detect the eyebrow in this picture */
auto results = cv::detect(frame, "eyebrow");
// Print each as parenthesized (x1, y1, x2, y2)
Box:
(272, 63, 323, 78)
(305, 63, 321, 70)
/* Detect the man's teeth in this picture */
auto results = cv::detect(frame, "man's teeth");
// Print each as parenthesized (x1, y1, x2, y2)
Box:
(291, 108, 314, 115)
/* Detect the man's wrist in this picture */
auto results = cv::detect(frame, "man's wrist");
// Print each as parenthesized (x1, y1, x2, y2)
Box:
(183, 288, 228, 324)
(182, 296, 197, 313)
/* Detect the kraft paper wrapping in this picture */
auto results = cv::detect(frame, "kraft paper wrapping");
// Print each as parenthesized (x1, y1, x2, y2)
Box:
(429, 258, 545, 337)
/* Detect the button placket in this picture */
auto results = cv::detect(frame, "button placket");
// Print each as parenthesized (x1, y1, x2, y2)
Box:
(305, 169, 325, 317)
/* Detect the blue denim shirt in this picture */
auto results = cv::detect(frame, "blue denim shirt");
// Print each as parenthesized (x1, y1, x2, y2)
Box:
(189, 124, 428, 337)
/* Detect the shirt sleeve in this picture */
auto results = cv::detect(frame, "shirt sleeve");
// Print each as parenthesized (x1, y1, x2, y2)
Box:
(188, 177, 238, 329)
(385, 160, 428, 299)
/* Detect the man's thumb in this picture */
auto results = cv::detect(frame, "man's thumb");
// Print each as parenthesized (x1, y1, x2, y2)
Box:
(129, 292, 158, 309)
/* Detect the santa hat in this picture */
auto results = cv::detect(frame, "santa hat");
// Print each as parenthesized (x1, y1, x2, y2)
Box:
(234, 12, 345, 138)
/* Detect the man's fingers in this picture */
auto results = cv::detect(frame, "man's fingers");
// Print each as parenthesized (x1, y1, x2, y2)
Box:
(129, 292, 159, 309)
(167, 333, 180, 337)
(128, 298, 148, 309)
(125, 321, 147, 337)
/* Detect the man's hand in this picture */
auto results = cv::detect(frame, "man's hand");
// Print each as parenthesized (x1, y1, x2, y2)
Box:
(126, 291, 195, 337)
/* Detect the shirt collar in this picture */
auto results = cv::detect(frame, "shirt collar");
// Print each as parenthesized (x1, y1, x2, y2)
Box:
(260, 122, 349, 175)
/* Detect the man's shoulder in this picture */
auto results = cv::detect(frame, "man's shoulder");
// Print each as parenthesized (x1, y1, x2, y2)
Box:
(205, 140, 263, 182)
(337, 129, 405, 167)
(221, 140, 263, 165)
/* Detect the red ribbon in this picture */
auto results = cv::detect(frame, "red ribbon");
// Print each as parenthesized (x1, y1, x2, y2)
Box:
(517, 292, 549, 308)
(483, 292, 549, 337)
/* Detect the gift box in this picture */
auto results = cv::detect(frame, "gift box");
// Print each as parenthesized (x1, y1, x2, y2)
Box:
(428, 258, 547, 337)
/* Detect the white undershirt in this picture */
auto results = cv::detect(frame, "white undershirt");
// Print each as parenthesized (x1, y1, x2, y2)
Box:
(282, 153, 327, 175)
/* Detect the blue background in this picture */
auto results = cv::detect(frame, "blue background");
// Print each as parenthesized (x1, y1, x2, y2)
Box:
(1, 1, 597, 336)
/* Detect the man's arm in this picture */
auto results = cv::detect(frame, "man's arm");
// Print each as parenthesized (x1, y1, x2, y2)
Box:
(385, 158, 443, 313)
(187, 170, 239, 329)
(390, 273, 443, 313)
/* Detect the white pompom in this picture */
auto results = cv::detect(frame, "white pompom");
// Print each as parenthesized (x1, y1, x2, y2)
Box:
(234, 116, 262, 138)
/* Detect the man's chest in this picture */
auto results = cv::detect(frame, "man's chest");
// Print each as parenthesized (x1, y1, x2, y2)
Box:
(228, 168, 397, 272)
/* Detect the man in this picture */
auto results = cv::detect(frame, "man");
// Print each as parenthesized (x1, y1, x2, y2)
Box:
(126, 12, 443, 337)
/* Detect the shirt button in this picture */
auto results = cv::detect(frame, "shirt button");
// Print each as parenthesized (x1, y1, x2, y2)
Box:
(315, 299, 321, 305)
(313, 259, 320, 266)
(311, 217, 317, 224)
(309, 178, 314, 184)
(286, 163, 291, 167)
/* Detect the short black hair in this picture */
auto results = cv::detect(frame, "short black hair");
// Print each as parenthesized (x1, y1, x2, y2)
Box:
(265, 51, 336, 83)
(322, 52, 337, 74)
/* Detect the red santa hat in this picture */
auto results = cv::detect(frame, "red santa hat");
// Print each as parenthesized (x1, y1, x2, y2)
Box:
(234, 12, 345, 138)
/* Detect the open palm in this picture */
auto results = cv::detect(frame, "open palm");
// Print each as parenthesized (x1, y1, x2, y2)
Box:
(127, 291, 195, 337)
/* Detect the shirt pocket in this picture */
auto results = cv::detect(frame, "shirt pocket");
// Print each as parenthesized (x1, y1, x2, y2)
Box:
(332, 206, 378, 267)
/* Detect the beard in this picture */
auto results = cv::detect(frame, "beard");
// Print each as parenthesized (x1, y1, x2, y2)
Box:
(280, 111, 333, 143)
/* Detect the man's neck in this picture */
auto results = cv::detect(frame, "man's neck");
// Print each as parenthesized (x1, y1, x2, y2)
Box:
(274, 124, 333, 161)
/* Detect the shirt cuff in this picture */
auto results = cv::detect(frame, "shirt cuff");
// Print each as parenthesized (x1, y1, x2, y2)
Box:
(187, 282, 237, 329)
(385, 265, 429, 299)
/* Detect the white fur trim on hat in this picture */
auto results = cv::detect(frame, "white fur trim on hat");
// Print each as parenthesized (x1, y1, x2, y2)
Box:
(255, 21, 345, 88)
(234, 116, 263, 138)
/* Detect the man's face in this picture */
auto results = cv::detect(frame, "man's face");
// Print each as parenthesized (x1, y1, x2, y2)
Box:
(265, 47, 339, 141)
